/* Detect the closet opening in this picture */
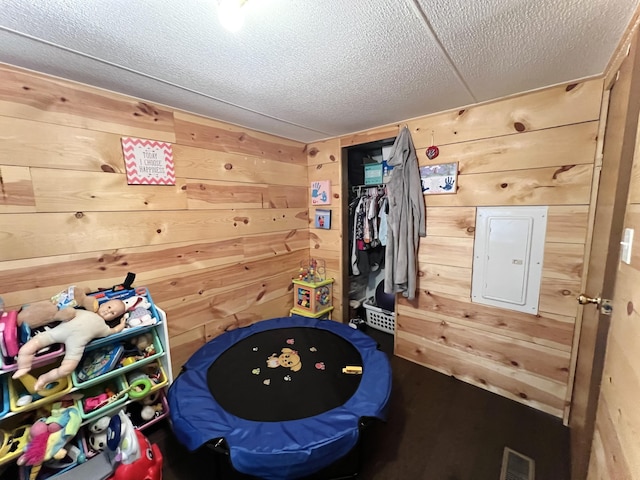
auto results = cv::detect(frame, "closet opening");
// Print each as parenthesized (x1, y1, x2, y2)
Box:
(342, 137, 396, 336)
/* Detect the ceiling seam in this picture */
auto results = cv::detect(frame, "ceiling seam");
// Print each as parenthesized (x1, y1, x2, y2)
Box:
(407, 0, 478, 103)
(0, 26, 332, 137)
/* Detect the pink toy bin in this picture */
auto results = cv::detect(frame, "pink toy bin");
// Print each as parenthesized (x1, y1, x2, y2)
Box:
(125, 389, 169, 431)
(0, 319, 64, 373)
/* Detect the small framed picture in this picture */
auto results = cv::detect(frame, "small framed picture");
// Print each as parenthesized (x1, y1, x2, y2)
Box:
(315, 209, 331, 229)
(420, 162, 458, 195)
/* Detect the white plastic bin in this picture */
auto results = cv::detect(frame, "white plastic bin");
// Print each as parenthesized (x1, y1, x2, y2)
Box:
(363, 299, 395, 334)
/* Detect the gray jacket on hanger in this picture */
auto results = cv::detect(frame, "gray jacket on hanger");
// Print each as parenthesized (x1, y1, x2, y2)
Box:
(384, 126, 426, 300)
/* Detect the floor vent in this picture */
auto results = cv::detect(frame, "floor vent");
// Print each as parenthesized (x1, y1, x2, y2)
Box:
(500, 447, 535, 480)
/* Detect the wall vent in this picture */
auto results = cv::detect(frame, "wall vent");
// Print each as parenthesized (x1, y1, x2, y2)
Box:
(500, 447, 535, 480)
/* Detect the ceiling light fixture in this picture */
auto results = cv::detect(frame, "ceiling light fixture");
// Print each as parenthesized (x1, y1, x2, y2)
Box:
(218, 0, 249, 32)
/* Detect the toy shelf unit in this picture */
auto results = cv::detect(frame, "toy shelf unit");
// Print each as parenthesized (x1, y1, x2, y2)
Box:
(290, 278, 334, 320)
(0, 286, 173, 474)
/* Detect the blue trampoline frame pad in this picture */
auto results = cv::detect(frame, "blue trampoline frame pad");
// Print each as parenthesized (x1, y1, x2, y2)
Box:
(167, 316, 392, 480)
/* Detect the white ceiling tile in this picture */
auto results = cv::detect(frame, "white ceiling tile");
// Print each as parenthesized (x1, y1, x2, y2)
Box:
(0, 0, 638, 141)
(0, 30, 327, 142)
(417, 0, 639, 101)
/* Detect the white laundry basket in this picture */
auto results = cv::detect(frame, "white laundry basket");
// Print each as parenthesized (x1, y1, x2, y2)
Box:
(363, 298, 395, 334)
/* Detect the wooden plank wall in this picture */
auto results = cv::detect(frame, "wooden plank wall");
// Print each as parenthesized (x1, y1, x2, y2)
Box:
(339, 79, 605, 419)
(0, 63, 310, 376)
(305, 139, 343, 321)
(0, 60, 608, 422)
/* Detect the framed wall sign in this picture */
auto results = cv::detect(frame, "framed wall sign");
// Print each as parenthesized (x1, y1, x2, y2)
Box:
(121, 136, 176, 185)
(419, 162, 458, 195)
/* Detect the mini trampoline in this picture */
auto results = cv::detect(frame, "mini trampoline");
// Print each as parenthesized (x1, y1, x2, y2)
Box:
(167, 315, 392, 480)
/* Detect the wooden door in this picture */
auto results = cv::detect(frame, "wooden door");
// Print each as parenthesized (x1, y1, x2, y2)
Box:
(570, 33, 640, 480)
(584, 56, 640, 480)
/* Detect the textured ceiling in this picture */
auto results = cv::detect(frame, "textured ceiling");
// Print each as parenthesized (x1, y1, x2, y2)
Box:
(0, 0, 638, 143)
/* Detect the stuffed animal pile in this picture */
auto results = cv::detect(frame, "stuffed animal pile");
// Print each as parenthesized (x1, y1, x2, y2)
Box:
(17, 286, 99, 330)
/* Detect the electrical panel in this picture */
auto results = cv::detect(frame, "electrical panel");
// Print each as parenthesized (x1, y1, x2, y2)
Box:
(472, 206, 548, 314)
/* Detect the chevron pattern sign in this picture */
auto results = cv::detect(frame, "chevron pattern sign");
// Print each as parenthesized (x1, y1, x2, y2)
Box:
(121, 136, 176, 185)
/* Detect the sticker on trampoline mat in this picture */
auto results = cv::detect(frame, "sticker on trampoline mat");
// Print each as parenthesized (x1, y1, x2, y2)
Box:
(266, 348, 303, 371)
(252, 368, 260, 375)
(310, 347, 317, 352)
(284, 375, 292, 381)
(286, 338, 295, 344)
(315, 362, 325, 370)
(263, 379, 271, 385)
(252, 346, 258, 351)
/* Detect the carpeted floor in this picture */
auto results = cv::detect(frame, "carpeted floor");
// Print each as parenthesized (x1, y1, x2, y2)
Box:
(150, 325, 570, 480)
(0, 325, 569, 480)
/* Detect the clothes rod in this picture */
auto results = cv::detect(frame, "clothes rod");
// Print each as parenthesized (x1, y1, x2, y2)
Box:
(351, 184, 387, 194)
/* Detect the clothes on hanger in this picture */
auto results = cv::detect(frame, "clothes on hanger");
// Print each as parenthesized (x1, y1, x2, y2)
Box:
(383, 126, 426, 300)
(349, 186, 387, 277)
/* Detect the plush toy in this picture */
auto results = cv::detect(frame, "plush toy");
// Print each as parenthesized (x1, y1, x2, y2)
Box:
(12, 302, 128, 391)
(18, 403, 81, 480)
(88, 415, 111, 435)
(128, 332, 155, 356)
(86, 414, 113, 454)
(17, 286, 100, 330)
(140, 391, 164, 422)
(122, 296, 155, 327)
(140, 403, 163, 422)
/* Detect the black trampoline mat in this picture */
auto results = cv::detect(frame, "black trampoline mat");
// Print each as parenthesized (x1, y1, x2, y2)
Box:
(207, 327, 363, 421)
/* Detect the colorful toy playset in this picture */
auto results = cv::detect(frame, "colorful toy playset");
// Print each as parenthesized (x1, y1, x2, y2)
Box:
(0, 278, 162, 414)
(0, 274, 168, 478)
(291, 259, 334, 319)
(296, 258, 327, 283)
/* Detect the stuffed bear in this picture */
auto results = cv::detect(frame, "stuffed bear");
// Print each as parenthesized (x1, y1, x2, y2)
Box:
(17, 286, 99, 329)
(129, 332, 155, 356)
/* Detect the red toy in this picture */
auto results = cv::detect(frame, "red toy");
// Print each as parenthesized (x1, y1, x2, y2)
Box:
(108, 429, 162, 480)
(100, 409, 162, 480)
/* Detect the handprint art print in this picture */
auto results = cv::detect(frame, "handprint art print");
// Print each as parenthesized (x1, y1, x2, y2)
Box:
(419, 162, 458, 195)
(311, 180, 331, 205)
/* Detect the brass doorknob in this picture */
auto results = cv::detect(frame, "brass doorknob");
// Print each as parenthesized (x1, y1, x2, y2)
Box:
(577, 294, 601, 306)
